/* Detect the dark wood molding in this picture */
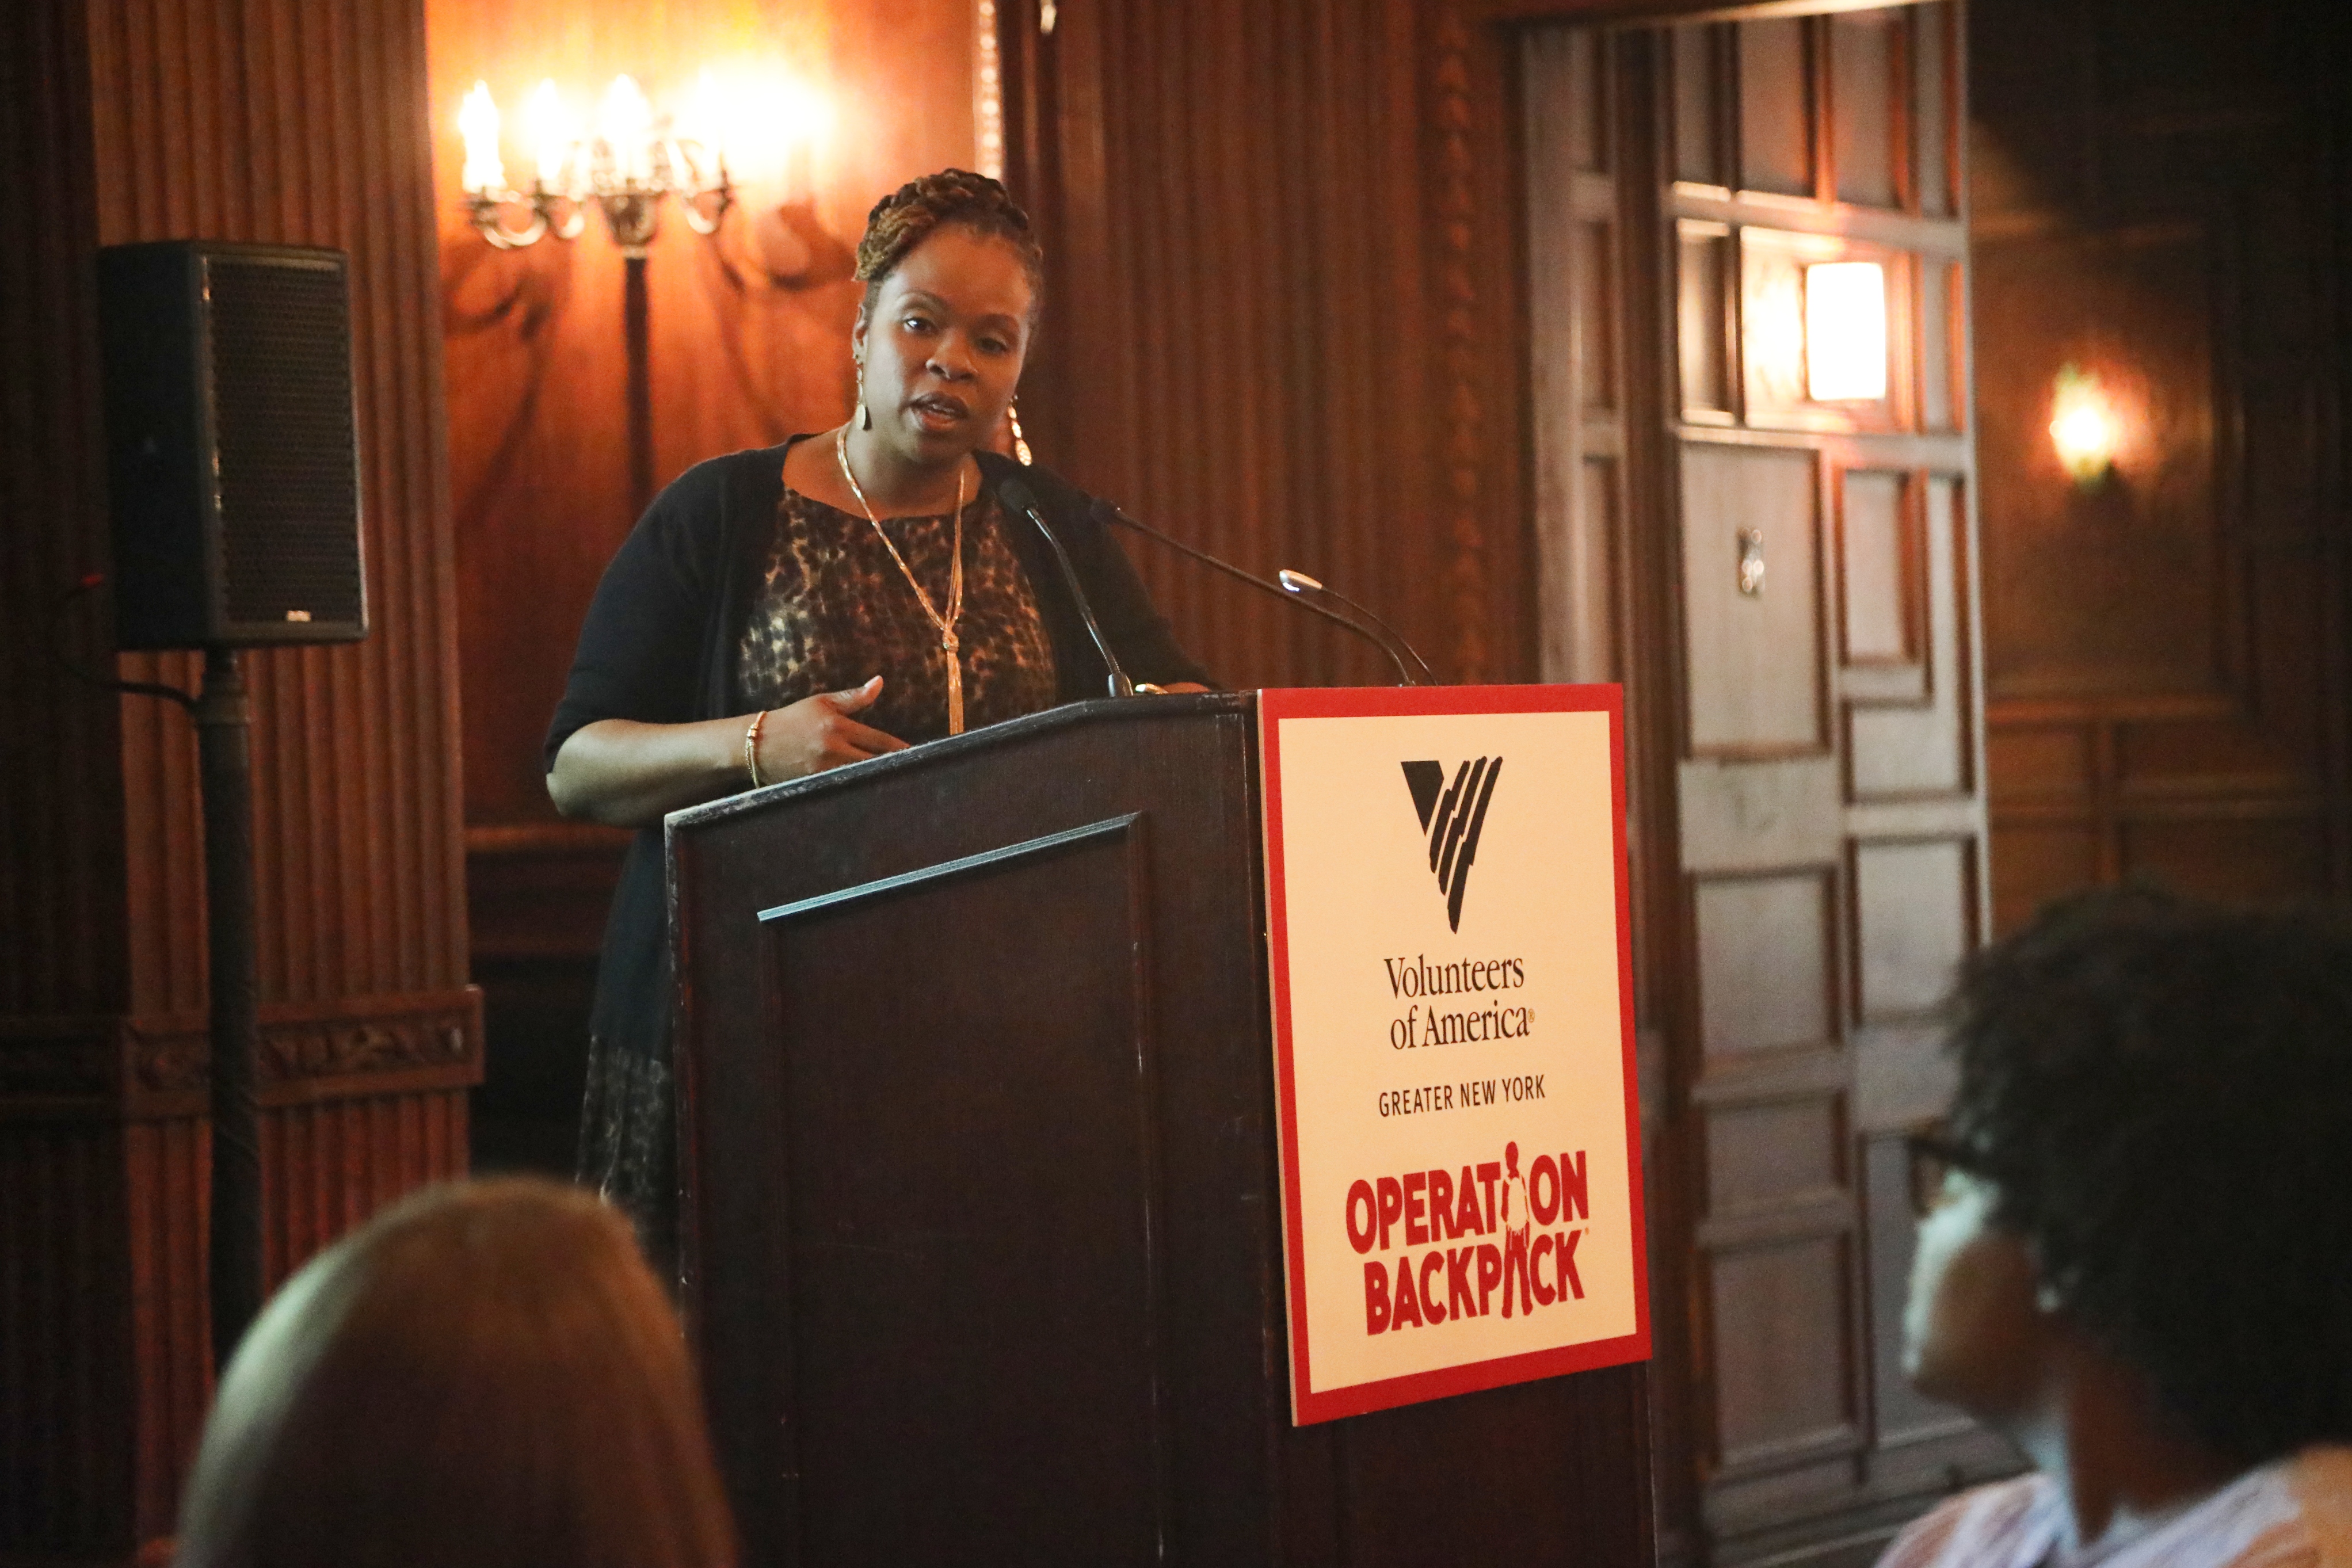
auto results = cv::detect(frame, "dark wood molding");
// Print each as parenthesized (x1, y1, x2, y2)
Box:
(463, 821, 635, 858)
(0, 989, 482, 1120)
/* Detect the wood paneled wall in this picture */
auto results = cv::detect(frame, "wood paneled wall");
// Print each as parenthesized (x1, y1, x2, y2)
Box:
(0, 0, 477, 1556)
(1002, 0, 1526, 693)
(1970, 0, 2350, 927)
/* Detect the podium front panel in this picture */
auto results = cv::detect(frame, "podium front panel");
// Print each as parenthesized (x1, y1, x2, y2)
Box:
(670, 699, 1278, 1566)
(754, 817, 1166, 1561)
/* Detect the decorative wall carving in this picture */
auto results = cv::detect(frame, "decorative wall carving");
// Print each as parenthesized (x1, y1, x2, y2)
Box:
(1431, 8, 1493, 685)
(124, 994, 480, 1096)
(264, 1011, 472, 1083)
(129, 1033, 207, 1095)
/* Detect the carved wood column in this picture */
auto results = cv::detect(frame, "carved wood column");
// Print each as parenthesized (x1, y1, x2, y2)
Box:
(0, 0, 477, 1559)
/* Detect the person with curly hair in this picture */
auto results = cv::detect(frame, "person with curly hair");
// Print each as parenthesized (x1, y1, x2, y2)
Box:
(1882, 886, 2352, 1568)
(171, 1178, 735, 1568)
(544, 171, 1210, 1258)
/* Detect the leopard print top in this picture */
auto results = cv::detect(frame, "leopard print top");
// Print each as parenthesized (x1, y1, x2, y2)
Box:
(734, 487, 1059, 745)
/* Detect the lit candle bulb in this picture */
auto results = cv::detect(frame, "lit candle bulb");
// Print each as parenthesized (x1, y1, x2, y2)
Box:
(524, 79, 576, 192)
(689, 67, 730, 171)
(777, 78, 830, 202)
(599, 74, 656, 187)
(458, 82, 504, 196)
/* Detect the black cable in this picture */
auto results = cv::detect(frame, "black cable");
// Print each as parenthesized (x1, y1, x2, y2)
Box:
(48, 573, 198, 711)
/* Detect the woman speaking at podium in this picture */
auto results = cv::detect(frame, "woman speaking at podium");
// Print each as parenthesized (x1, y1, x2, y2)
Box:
(544, 170, 1211, 1255)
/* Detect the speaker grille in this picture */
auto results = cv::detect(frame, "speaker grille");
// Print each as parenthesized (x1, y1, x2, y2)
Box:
(206, 255, 364, 632)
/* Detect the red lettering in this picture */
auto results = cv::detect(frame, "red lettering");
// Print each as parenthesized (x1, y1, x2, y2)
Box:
(1364, 1259, 1392, 1333)
(1501, 1227, 1534, 1318)
(1558, 1150, 1589, 1222)
(1530, 1154, 1560, 1226)
(1476, 1243, 1502, 1316)
(1430, 1167, 1456, 1241)
(1402, 1170, 1430, 1246)
(1419, 1251, 1447, 1323)
(1376, 1175, 1404, 1252)
(1476, 1161, 1501, 1231)
(1345, 1180, 1378, 1254)
(1446, 1246, 1477, 1319)
(1454, 1167, 1483, 1237)
(1557, 1227, 1585, 1300)
(1532, 1233, 1557, 1304)
(1390, 1254, 1425, 1329)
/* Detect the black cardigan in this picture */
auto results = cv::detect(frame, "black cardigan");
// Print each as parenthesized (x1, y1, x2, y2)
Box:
(545, 440, 1213, 1067)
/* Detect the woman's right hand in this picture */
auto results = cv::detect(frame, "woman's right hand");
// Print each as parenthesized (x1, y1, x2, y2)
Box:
(548, 677, 908, 828)
(756, 676, 909, 781)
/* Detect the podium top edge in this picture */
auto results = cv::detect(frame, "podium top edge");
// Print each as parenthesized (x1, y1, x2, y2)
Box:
(664, 689, 1255, 835)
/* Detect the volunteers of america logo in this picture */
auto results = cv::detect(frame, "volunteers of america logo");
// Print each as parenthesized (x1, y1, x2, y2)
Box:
(1401, 758, 1501, 932)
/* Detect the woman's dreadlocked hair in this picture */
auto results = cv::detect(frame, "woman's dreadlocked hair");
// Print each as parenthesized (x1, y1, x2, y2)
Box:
(855, 169, 1044, 318)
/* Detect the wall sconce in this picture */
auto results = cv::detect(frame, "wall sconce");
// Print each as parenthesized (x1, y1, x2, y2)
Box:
(459, 75, 737, 257)
(1804, 261, 1887, 402)
(2049, 364, 2118, 484)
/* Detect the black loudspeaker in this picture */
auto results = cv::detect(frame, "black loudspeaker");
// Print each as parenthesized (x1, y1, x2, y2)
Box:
(97, 241, 367, 648)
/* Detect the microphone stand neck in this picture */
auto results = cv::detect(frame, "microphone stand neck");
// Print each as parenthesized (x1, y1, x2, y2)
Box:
(1002, 482, 1137, 697)
(1280, 573, 1435, 685)
(1094, 503, 1421, 685)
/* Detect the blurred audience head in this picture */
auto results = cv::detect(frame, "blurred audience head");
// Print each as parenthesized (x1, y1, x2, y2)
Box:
(1904, 885, 2352, 1463)
(174, 1177, 734, 1568)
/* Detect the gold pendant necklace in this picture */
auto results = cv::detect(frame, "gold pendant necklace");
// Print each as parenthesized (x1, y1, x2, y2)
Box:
(836, 425, 967, 736)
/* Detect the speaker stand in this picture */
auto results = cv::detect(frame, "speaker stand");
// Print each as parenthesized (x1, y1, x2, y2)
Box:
(197, 646, 264, 1369)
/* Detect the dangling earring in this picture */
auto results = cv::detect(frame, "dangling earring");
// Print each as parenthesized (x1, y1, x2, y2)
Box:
(860, 402, 872, 431)
(1007, 396, 1033, 465)
(854, 352, 871, 430)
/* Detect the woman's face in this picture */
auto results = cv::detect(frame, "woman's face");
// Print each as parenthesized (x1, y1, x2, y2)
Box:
(1902, 1168, 2053, 1424)
(853, 224, 1034, 466)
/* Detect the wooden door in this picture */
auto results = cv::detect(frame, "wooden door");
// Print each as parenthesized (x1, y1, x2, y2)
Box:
(1526, 10, 2015, 1565)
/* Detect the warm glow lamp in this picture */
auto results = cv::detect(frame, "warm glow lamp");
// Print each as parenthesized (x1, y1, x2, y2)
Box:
(2049, 365, 2118, 483)
(1804, 261, 1888, 402)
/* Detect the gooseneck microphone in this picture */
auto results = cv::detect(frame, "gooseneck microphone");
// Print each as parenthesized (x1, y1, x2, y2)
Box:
(1277, 570, 1436, 685)
(1090, 499, 1429, 686)
(998, 477, 1137, 697)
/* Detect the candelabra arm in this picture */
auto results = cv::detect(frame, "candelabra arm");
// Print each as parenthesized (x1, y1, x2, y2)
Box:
(468, 188, 549, 249)
(535, 182, 586, 241)
(682, 175, 735, 236)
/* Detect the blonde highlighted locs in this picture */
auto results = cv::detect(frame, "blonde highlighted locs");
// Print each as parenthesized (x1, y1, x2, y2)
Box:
(855, 168, 1045, 320)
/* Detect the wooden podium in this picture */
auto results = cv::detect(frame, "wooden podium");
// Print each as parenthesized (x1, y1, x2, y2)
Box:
(667, 693, 1651, 1567)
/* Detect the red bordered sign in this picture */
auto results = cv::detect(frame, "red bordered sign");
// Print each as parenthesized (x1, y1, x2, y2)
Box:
(1259, 684, 1649, 1424)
